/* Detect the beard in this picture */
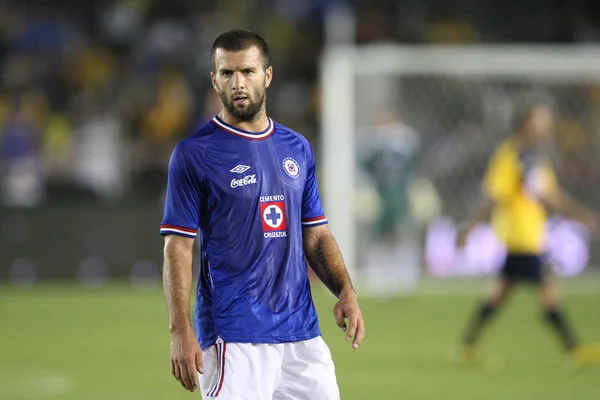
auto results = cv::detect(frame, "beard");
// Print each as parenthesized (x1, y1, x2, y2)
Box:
(220, 89, 265, 122)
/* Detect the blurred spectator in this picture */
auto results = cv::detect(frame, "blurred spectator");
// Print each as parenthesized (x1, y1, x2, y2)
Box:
(72, 94, 124, 201)
(1, 90, 46, 207)
(359, 108, 421, 244)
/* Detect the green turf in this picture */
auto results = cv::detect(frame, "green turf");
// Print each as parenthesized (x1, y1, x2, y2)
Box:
(1, 279, 600, 400)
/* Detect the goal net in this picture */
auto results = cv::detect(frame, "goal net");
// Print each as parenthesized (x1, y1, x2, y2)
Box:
(320, 45, 600, 294)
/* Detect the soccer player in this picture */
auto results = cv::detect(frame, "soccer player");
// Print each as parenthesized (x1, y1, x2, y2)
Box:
(160, 29, 365, 400)
(456, 103, 600, 367)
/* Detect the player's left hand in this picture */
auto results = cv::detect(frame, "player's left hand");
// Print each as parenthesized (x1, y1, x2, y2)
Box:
(333, 288, 365, 350)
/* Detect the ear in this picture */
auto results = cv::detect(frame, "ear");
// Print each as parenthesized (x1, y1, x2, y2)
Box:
(210, 71, 219, 93)
(264, 66, 273, 89)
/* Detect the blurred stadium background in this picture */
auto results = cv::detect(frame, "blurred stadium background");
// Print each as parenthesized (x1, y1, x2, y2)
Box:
(1, 1, 600, 399)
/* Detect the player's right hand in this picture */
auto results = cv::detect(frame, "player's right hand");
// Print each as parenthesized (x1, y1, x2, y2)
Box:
(170, 329, 203, 392)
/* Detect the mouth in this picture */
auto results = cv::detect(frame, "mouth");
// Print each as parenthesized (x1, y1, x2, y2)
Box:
(233, 95, 249, 105)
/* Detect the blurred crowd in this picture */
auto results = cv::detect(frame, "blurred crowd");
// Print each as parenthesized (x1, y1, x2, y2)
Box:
(2, 0, 600, 207)
(0, 0, 327, 206)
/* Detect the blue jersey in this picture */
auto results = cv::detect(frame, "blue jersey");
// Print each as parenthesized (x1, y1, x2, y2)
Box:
(160, 115, 328, 349)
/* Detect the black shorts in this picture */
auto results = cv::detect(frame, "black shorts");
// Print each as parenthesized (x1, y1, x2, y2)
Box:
(500, 253, 547, 284)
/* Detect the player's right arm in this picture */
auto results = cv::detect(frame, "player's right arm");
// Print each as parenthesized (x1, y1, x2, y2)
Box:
(456, 197, 494, 247)
(457, 145, 515, 245)
(163, 235, 202, 393)
(160, 143, 203, 393)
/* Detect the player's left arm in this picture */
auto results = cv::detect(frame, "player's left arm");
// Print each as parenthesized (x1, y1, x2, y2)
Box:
(301, 139, 364, 348)
(540, 165, 599, 234)
(543, 187, 599, 234)
(303, 224, 365, 349)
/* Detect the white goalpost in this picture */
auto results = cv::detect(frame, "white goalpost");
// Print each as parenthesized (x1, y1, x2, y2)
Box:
(320, 45, 600, 288)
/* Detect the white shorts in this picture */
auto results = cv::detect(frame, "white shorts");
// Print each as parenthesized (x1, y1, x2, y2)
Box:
(199, 336, 340, 400)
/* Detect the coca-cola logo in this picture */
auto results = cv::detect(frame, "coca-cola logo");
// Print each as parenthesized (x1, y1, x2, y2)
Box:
(231, 174, 257, 188)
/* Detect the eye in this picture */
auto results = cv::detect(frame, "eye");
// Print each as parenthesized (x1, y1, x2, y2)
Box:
(222, 71, 233, 77)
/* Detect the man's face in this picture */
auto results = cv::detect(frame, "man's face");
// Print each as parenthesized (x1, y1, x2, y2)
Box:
(525, 106, 554, 147)
(211, 46, 272, 122)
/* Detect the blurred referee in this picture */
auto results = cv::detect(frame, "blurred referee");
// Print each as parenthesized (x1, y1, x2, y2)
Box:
(456, 103, 600, 367)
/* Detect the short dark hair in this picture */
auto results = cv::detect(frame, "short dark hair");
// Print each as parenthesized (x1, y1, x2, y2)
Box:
(211, 29, 270, 71)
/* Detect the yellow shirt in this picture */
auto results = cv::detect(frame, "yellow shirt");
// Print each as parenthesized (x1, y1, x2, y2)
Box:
(483, 139, 558, 254)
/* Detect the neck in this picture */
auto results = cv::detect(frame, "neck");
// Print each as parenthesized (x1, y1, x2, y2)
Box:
(219, 106, 269, 132)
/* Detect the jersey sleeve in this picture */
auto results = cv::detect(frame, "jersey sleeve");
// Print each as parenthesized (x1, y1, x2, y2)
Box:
(160, 143, 202, 238)
(482, 145, 520, 203)
(301, 142, 328, 227)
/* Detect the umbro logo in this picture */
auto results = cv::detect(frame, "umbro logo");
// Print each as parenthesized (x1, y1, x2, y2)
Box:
(230, 165, 251, 174)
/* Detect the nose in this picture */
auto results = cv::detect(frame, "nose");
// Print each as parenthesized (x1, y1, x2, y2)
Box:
(231, 71, 246, 91)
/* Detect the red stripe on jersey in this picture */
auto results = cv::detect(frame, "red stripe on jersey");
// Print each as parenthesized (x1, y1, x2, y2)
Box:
(302, 215, 327, 223)
(211, 118, 274, 140)
(160, 224, 197, 233)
